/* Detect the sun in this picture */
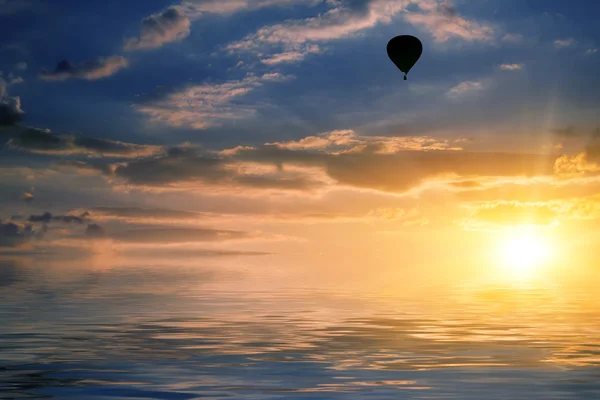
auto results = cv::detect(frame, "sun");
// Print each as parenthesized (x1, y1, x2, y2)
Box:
(496, 227, 554, 276)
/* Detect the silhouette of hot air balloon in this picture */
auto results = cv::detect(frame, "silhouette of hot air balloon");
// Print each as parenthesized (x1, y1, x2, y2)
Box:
(387, 35, 423, 80)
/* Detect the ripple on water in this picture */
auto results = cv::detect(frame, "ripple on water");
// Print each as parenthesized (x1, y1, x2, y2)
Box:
(1, 265, 600, 399)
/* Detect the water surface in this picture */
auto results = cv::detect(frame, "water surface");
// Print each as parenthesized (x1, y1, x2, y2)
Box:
(1, 259, 600, 399)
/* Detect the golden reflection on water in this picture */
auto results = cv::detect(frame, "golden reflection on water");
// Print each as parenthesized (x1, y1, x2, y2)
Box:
(1, 260, 600, 398)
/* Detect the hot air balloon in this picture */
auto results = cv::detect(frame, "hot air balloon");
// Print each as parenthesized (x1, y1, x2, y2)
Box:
(387, 35, 422, 80)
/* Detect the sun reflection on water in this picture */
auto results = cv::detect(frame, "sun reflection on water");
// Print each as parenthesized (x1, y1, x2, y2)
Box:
(1, 260, 599, 399)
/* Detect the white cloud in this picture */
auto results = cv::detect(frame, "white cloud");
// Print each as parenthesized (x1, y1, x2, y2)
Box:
(260, 45, 321, 64)
(126, 1, 320, 52)
(554, 38, 575, 48)
(136, 73, 293, 129)
(227, 0, 493, 65)
(39, 56, 129, 81)
(403, 1, 493, 43)
(124, 7, 191, 51)
(499, 63, 523, 71)
(182, 0, 318, 18)
(227, 0, 409, 52)
(586, 48, 598, 55)
(446, 80, 484, 98)
(15, 62, 27, 71)
(501, 33, 523, 43)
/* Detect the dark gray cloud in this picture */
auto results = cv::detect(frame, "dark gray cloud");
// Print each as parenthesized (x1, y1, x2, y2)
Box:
(28, 212, 87, 225)
(0, 221, 37, 248)
(83, 223, 257, 244)
(57, 142, 558, 193)
(0, 95, 24, 127)
(120, 248, 272, 258)
(112, 146, 324, 191)
(124, 7, 191, 51)
(550, 126, 578, 138)
(39, 56, 129, 81)
(8, 128, 163, 157)
(85, 224, 106, 239)
(87, 207, 207, 221)
(53, 160, 115, 175)
(110, 227, 255, 244)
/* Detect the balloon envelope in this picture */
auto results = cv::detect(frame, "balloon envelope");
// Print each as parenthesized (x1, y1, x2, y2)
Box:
(387, 35, 422, 80)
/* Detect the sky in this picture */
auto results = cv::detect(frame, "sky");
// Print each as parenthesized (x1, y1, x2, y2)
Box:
(2, 0, 600, 289)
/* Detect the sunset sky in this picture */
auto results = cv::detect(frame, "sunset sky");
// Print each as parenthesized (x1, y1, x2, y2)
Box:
(2, 0, 600, 289)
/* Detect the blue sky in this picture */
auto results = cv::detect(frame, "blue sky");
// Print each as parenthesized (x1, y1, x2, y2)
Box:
(3, 0, 599, 147)
(2, 0, 600, 285)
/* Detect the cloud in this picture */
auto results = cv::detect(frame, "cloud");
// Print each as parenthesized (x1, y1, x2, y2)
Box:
(550, 126, 577, 138)
(554, 153, 600, 177)
(136, 73, 292, 129)
(85, 223, 106, 239)
(0, 221, 39, 248)
(265, 129, 463, 153)
(83, 223, 259, 245)
(0, 95, 24, 127)
(67, 205, 426, 226)
(181, 0, 318, 17)
(111, 146, 329, 192)
(124, 7, 191, 51)
(468, 201, 558, 228)
(227, 0, 408, 53)
(8, 128, 164, 157)
(322, 151, 555, 193)
(15, 62, 27, 71)
(260, 45, 321, 64)
(9, 76, 24, 85)
(499, 63, 523, 71)
(53, 160, 115, 176)
(462, 196, 600, 230)
(85, 206, 208, 222)
(28, 212, 87, 225)
(446, 80, 484, 98)
(554, 38, 575, 48)
(116, 143, 554, 194)
(119, 247, 272, 259)
(403, 1, 494, 43)
(39, 56, 129, 81)
(123, 1, 321, 53)
(501, 33, 523, 43)
(226, 0, 493, 61)
(23, 192, 34, 202)
(53, 128, 558, 194)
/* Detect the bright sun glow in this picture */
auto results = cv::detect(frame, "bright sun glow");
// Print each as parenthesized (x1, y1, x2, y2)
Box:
(497, 228, 554, 276)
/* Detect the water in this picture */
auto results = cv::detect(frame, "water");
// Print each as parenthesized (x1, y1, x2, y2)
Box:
(1, 258, 600, 399)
